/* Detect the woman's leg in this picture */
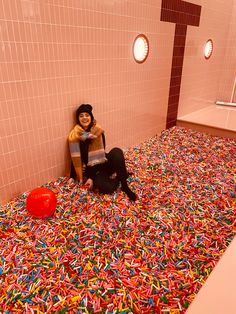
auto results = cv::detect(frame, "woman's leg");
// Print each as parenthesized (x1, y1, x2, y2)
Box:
(106, 148, 137, 201)
(70, 161, 77, 179)
(93, 171, 119, 194)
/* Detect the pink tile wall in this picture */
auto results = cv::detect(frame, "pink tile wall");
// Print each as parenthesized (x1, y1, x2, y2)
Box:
(217, 1, 236, 103)
(178, 0, 236, 116)
(1, 0, 235, 203)
(0, 0, 172, 203)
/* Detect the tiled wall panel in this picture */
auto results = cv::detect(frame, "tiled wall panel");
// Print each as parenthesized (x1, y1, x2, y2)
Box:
(0, 0, 235, 203)
(0, 0, 171, 203)
(217, 1, 236, 103)
(178, 0, 235, 116)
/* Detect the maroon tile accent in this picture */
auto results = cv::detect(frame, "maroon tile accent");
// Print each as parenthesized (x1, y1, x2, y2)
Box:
(165, 24, 186, 128)
(169, 85, 181, 96)
(167, 107, 179, 119)
(160, 0, 201, 128)
(161, 0, 201, 26)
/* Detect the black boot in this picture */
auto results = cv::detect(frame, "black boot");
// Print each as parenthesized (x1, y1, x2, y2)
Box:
(121, 182, 137, 201)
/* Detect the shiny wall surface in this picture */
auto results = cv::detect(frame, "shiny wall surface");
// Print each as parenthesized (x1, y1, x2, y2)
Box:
(178, 0, 236, 115)
(0, 0, 235, 203)
(216, 1, 236, 103)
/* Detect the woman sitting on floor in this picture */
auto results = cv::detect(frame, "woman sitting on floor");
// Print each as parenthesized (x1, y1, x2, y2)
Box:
(68, 104, 137, 201)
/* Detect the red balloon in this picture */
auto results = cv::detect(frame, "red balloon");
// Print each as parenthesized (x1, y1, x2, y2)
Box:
(26, 188, 57, 218)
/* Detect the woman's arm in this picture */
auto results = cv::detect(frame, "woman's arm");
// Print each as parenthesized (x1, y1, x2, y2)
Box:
(69, 125, 96, 142)
(84, 165, 101, 190)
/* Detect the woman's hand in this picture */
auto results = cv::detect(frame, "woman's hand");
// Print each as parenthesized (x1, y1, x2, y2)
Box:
(79, 132, 97, 141)
(85, 178, 93, 190)
(88, 133, 97, 140)
(109, 172, 117, 179)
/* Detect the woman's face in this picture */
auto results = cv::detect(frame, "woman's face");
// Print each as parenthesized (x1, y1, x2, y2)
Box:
(79, 112, 91, 130)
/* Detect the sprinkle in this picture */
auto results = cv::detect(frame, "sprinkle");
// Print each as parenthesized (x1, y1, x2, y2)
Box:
(0, 127, 235, 313)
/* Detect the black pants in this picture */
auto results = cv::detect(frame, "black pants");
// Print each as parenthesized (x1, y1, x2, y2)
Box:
(93, 148, 128, 194)
(70, 148, 128, 194)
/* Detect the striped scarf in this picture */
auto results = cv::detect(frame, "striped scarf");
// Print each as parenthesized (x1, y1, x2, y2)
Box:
(68, 123, 107, 182)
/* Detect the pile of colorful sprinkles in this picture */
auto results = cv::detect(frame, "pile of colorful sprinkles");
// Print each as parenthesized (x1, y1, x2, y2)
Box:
(0, 126, 235, 314)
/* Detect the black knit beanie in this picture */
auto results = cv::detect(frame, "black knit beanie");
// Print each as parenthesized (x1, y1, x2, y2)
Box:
(76, 104, 94, 124)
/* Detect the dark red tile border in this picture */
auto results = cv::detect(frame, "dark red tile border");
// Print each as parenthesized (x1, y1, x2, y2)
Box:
(160, 0, 201, 128)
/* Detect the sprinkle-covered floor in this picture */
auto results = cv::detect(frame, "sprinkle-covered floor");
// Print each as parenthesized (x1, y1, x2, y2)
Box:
(0, 127, 235, 314)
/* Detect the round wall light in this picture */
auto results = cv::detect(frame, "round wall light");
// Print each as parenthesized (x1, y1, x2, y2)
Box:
(133, 34, 149, 63)
(204, 39, 213, 59)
